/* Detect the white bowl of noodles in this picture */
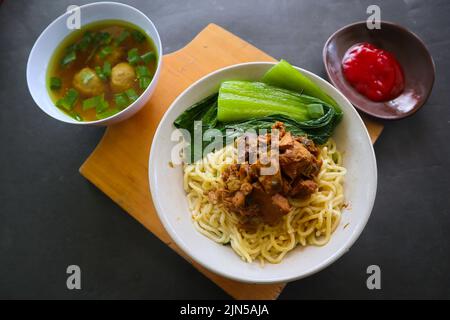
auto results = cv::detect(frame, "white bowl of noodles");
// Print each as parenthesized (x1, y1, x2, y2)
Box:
(149, 62, 377, 283)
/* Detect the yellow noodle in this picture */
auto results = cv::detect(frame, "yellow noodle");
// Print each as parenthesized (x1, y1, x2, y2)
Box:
(183, 139, 346, 264)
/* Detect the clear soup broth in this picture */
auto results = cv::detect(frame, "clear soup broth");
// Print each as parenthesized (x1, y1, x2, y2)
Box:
(47, 20, 158, 121)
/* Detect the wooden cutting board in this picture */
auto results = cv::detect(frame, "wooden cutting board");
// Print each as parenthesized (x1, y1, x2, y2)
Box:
(79, 23, 383, 300)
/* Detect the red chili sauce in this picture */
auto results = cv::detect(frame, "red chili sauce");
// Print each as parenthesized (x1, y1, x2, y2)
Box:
(342, 42, 405, 102)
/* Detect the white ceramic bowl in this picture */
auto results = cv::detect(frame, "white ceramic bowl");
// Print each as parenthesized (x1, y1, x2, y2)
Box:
(149, 62, 377, 283)
(27, 2, 162, 125)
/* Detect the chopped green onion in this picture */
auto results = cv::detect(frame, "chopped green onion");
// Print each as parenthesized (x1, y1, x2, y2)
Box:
(99, 46, 112, 59)
(95, 66, 106, 81)
(78, 31, 93, 51)
(115, 30, 130, 45)
(135, 65, 150, 78)
(96, 98, 109, 113)
(92, 32, 104, 45)
(69, 111, 83, 121)
(86, 44, 100, 63)
(78, 41, 88, 52)
(127, 48, 141, 65)
(114, 93, 129, 109)
(96, 108, 119, 119)
(56, 88, 78, 111)
(103, 61, 112, 77)
(136, 66, 151, 89)
(141, 51, 156, 64)
(82, 95, 101, 111)
(61, 51, 76, 66)
(114, 89, 140, 109)
(307, 103, 324, 119)
(92, 33, 101, 44)
(84, 31, 93, 40)
(50, 77, 62, 90)
(141, 52, 156, 64)
(56, 99, 69, 111)
(66, 89, 79, 104)
(81, 94, 110, 114)
(86, 32, 111, 62)
(139, 77, 152, 89)
(66, 43, 78, 53)
(102, 33, 112, 45)
(94, 32, 112, 45)
(131, 30, 146, 43)
(125, 89, 139, 102)
(95, 61, 112, 81)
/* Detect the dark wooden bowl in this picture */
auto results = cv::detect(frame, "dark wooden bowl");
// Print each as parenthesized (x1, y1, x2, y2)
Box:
(323, 21, 435, 120)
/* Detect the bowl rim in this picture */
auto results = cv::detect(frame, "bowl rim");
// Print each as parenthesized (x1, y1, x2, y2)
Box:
(26, 1, 163, 125)
(149, 61, 378, 283)
(322, 20, 436, 120)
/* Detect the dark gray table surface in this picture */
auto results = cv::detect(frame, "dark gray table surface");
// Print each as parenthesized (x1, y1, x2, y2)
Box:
(1, 0, 449, 299)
